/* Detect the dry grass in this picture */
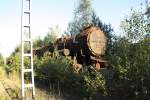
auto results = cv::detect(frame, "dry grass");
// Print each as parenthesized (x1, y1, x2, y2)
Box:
(24, 84, 64, 100)
(0, 69, 22, 100)
(0, 69, 65, 100)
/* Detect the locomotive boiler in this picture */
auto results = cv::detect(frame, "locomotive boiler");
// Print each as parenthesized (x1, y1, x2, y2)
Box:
(34, 26, 107, 70)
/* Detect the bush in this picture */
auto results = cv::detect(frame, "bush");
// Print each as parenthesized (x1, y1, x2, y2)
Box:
(34, 52, 107, 99)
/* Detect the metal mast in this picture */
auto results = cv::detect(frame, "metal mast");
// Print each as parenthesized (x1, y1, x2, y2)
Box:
(21, 0, 35, 99)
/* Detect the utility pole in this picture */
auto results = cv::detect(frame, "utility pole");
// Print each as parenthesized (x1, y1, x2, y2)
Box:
(21, 0, 35, 99)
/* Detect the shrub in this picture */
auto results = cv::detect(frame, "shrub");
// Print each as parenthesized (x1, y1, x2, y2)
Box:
(34, 52, 107, 99)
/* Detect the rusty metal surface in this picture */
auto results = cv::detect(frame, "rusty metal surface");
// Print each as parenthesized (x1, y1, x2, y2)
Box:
(87, 27, 107, 56)
(33, 26, 108, 69)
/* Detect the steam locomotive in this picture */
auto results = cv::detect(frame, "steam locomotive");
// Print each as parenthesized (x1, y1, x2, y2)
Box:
(33, 26, 107, 70)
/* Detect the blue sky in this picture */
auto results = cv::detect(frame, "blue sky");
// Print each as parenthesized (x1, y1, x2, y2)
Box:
(0, 0, 145, 57)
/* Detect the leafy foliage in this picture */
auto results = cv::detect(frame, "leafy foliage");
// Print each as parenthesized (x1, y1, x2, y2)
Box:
(0, 53, 4, 67)
(33, 36, 43, 48)
(5, 1, 150, 100)
(107, 8, 150, 100)
(67, 0, 94, 36)
(43, 25, 60, 45)
(7, 50, 21, 72)
(33, 25, 61, 49)
(120, 10, 146, 42)
(34, 52, 107, 99)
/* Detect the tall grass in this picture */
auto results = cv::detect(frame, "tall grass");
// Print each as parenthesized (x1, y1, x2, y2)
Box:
(1, 70, 65, 100)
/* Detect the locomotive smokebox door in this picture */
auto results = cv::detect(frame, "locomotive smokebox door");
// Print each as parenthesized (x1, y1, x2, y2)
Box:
(87, 27, 107, 56)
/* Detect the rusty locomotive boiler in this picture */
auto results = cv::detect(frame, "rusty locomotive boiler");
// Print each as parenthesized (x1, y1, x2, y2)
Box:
(34, 26, 107, 70)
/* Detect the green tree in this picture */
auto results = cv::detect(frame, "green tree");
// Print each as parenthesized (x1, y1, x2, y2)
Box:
(108, 7, 150, 99)
(145, 0, 150, 35)
(7, 53, 21, 71)
(33, 36, 43, 48)
(120, 10, 146, 43)
(0, 53, 4, 78)
(43, 25, 61, 45)
(67, 0, 94, 36)
(6, 46, 21, 73)
(0, 53, 4, 67)
(145, 0, 150, 17)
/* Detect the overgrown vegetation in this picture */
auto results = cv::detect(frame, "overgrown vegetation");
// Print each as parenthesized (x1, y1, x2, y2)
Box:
(106, 7, 150, 99)
(0, 53, 4, 67)
(0, 53, 5, 79)
(4, 0, 150, 100)
(33, 52, 107, 99)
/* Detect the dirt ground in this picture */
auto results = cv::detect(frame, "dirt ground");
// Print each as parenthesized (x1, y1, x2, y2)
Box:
(0, 71, 22, 100)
